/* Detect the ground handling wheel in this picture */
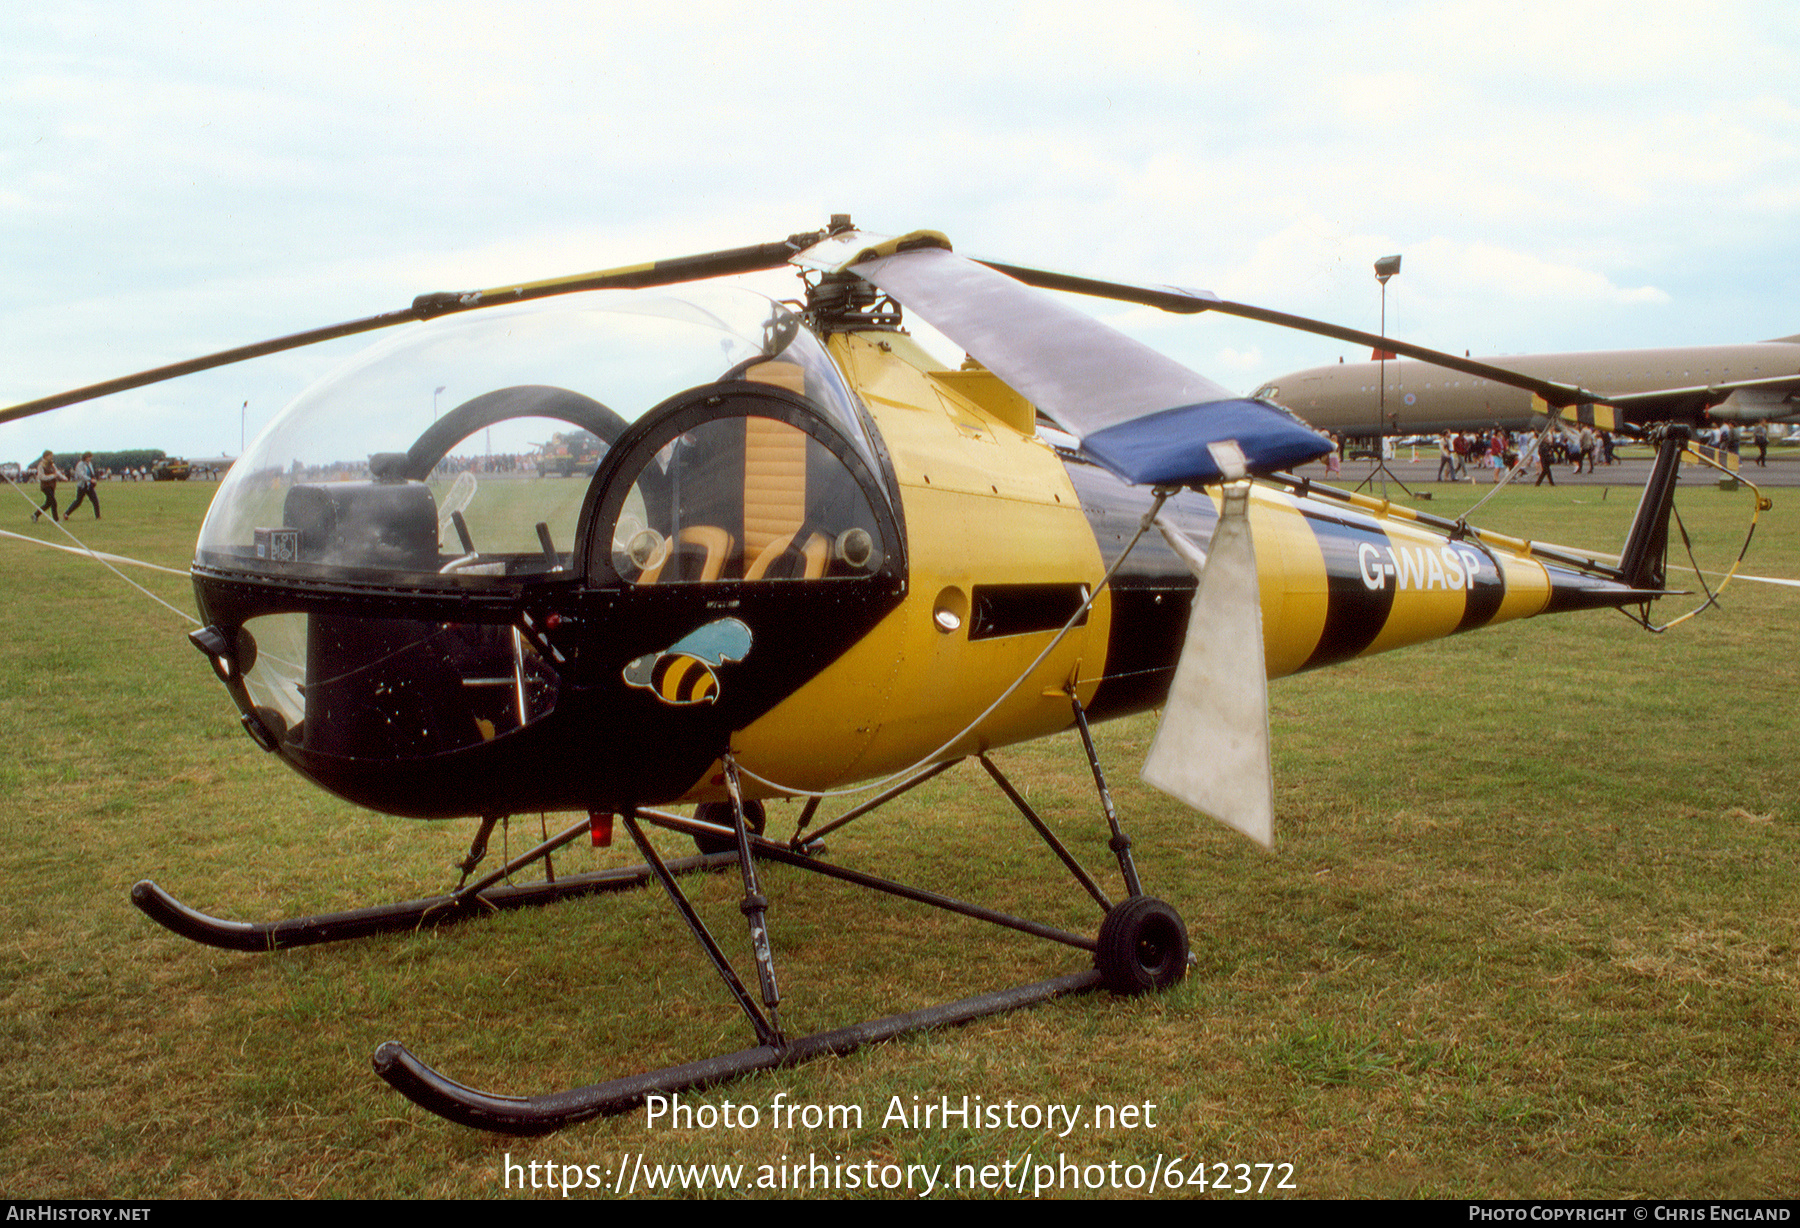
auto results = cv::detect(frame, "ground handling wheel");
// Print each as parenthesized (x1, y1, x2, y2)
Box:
(1094, 895, 1189, 995)
(692, 799, 766, 854)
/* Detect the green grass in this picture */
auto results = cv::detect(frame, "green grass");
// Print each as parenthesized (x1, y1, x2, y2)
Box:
(0, 475, 1795, 1198)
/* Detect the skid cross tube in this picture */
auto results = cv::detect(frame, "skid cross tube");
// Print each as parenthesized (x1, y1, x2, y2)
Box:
(794, 758, 962, 846)
(693, 822, 1099, 951)
(635, 805, 823, 855)
(979, 754, 1114, 912)
(448, 814, 590, 905)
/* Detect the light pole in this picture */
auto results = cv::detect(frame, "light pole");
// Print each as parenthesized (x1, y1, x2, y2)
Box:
(1357, 254, 1417, 498)
(1374, 254, 1401, 431)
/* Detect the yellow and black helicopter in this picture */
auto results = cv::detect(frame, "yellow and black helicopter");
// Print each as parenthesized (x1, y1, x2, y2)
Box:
(2, 217, 1727, 1133)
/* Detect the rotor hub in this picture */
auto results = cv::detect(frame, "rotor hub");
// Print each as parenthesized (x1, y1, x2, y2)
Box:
(804, 269, 902, 335)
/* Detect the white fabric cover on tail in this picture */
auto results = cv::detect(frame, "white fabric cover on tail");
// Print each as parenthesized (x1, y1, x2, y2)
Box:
(1140, 478, 1276, 848)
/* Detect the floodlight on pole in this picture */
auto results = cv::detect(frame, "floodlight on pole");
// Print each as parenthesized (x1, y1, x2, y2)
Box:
(1355, 253, 1417, 500)
(1375, 254, 1402, 429)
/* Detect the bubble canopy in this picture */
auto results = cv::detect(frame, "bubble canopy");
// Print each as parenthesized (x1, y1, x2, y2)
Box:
(194, 285, 875, 587)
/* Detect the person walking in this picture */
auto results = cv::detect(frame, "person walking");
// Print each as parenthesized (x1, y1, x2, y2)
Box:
(28, 450, 67, 522)
(64, 452, 100, 520)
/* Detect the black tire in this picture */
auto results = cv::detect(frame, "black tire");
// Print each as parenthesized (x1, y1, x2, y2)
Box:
(693, 799, 766, 855)
(1095, 895, 1189, 995)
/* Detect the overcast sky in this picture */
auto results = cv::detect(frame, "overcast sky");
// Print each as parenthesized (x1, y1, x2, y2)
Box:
(4, 0, 1796, 460)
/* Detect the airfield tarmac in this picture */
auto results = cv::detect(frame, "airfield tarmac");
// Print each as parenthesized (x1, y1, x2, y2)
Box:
(1289, 448, 1800, 490)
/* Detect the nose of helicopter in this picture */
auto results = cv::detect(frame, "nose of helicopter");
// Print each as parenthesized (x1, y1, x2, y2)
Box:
(189, 387, 905, 820)
(193, 520, 904, 819)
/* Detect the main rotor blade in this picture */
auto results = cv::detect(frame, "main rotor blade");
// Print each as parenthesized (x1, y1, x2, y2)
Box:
(1, 306, 419, 426)
(844, 241, 1330, 485)
(2, 233, 823, 426)
(974, 259, 1615, 411)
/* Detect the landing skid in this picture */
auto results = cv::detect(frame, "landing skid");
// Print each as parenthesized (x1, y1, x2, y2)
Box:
(130, 855, 734, 952)
(135, 696, 1190, 1133)
(373, 971, 1102, 1135)
(130, 809, 741, 951)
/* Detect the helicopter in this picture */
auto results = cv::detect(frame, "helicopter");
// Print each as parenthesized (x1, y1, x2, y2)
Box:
(1, 216, 1739, 1134)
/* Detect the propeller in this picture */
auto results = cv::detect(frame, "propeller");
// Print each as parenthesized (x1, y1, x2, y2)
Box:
(976, 259, 1800, 424)
(9, 217, 1657, 435)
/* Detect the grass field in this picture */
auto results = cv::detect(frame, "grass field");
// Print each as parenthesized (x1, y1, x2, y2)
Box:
(0, 473, 1795, 1199)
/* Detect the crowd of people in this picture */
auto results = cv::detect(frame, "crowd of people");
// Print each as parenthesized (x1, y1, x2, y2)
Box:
(1703, 421, 1770, 467)
(1331, 417, 1779, 486)
(1410, 426, 1618, 485)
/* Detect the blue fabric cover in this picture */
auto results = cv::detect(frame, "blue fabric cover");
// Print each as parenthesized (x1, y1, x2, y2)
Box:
(1080, 399, 1332, 485)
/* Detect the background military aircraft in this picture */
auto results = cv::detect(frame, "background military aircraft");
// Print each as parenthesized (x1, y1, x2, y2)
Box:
(1258, 337, 1800, 437)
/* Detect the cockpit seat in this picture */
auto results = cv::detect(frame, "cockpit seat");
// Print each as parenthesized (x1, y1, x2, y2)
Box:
(742, 416, 809, 565)
(637, 525, 735, 584)
(745, 529, 830, 580)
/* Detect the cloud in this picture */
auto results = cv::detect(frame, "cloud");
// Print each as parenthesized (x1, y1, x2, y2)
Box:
(1431, 240, 1670, 307)
(5, 1, 1798, 452)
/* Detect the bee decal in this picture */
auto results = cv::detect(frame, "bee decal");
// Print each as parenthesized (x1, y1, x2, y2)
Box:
(622, 618, 753, 706)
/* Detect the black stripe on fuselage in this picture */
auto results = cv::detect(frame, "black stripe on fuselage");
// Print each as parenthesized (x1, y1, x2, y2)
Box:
(1063, 459, 1206, 720)
(1453, 538, 1506, 633)
(1296, 505, 1396, 672)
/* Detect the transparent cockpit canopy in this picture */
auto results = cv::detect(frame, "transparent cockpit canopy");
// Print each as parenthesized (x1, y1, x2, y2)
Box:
(195, 285, 869, 585)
